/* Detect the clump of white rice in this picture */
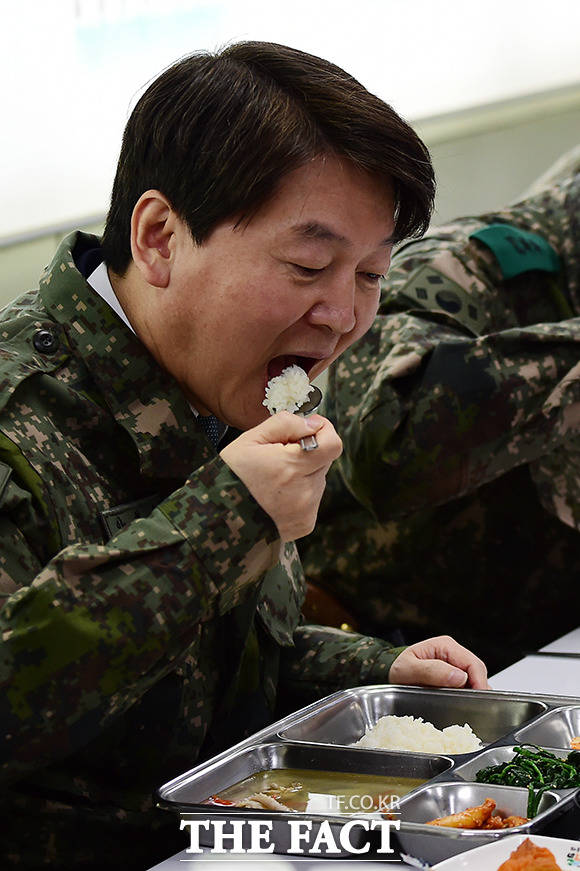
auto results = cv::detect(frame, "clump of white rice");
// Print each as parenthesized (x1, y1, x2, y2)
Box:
(353, 715, 482, 754)
(263, 365, 314, 414)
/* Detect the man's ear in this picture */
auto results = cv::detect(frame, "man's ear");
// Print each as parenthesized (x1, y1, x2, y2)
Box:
(130, 191, 176, 288)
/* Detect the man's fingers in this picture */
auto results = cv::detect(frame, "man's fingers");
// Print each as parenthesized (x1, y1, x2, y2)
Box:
(424, 661, 469, 688)
(404, 658, 490, 690)
(256, 411, 324, 445)
(253, 413, 343, 463)
(427, 636, 490, 689)
(390, 635, 490, 690)
(219, 412, 341, 542)
(464, 662, 491, 690)
(396, 657, 469, 688)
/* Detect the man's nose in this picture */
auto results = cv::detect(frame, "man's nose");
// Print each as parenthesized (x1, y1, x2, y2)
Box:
(306, 278, 357, 335)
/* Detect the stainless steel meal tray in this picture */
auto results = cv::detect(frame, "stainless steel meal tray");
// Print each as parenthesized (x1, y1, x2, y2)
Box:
(157, 686, 580, 862)
(514, 705, 580, 749)
(394, 781, 574, 865)
(277, 685, 547, 749)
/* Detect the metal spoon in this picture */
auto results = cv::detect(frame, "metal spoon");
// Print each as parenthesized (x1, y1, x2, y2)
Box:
(296, 384, 323, 451)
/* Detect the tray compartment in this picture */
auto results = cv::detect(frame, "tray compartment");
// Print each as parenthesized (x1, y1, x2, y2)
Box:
(279, 687, 547, 750)
(514, 706, 580, 749)
(394, 781, 569, 865)
(451, 744, 571, 782)
(158, 741, 452, 811)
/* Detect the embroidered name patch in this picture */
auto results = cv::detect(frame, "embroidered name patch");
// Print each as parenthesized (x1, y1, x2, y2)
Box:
(470, 223, 561, 279)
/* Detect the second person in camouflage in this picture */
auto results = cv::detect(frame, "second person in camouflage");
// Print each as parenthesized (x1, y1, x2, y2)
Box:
(302, 150, 580, 674)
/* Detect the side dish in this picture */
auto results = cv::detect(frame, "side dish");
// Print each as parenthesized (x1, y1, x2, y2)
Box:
(497, 836, 562, 870)
(426, 798, 528, 830)
(476, 744, 580, 816)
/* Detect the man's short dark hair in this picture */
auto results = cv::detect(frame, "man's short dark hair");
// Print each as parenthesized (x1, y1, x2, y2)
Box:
(102, 41, 435, 275)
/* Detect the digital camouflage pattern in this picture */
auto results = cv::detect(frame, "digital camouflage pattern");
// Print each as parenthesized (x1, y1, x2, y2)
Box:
(302, 159, 580, 675)
(0, 232, 403, 869)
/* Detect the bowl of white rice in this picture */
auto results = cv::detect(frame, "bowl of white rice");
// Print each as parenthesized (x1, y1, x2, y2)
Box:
(353, 715, 482, 755)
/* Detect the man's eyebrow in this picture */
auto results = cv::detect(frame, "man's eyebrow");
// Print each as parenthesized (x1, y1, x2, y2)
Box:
(291, 222, 348, 244)
(290, 221, 394, 247)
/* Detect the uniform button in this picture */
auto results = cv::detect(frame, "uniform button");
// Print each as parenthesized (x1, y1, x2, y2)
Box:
(33, 329, 59, 354)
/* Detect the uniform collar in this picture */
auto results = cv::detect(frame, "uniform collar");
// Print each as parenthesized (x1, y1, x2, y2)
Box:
(38, 231, 216, 479)
(86, 259, 135, 334)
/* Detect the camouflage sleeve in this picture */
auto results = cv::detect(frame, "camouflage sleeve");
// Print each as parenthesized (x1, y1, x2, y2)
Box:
(0, 516, 43, 598)
(279, 624, 406, 706)
(330, 173, 580, 529)
(0, 455, 279, 782)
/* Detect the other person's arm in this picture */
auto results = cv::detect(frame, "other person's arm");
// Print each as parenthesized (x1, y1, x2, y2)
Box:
(279, 625, 489, 709)
(330, 175, 580, 528)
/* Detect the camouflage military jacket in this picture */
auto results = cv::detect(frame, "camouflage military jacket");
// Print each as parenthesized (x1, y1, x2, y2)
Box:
(302, 170, 580, 674)
(0, 233, 401, 868)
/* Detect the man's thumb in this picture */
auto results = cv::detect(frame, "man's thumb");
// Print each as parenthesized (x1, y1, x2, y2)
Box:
(412, 659, 469, 688)
(257, 411, 323, 445)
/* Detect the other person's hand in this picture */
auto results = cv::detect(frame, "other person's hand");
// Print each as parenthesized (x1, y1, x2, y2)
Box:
(389, 635, 490, 690)
(220, 412, 342, 542)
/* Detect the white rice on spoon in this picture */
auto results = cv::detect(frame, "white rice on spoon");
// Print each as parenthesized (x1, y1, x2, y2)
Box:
(263, 364, 314, 414)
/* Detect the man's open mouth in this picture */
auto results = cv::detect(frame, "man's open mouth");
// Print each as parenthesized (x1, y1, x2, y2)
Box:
(266, 355, 318, 381)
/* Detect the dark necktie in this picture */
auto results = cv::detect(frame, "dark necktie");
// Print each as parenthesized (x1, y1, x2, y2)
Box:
(198, 414, 227, 448)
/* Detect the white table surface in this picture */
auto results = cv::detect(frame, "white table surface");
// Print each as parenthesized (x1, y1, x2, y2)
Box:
(541, 627, 580, 654)
(148, 629, 580, 870)
(490, 654, 580, 695)
(149, 857, 401, 870)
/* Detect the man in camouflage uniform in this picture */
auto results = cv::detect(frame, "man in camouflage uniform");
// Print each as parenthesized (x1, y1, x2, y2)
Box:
(0, 43, 488, 869)
(302, 149, 580, 676)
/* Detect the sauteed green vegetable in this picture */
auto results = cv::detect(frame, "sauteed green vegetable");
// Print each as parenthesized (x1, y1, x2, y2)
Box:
(476, 744, 580, 816)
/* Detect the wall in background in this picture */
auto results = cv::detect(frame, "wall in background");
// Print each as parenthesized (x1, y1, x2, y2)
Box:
(2, 0, 580, 243)
(419, 86, 580, 223)
(1, 89, 578, 307)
